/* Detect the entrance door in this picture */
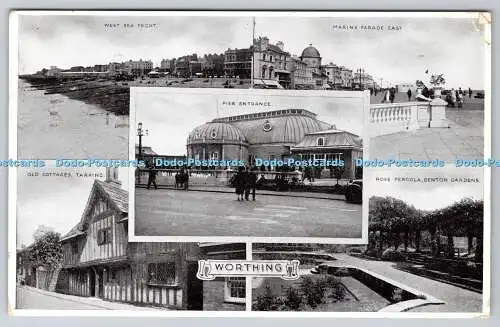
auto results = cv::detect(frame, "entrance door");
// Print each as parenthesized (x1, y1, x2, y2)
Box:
(186, 262, 203, 310)
(98, 270, 104, 298)
(89, 270, 96, 297)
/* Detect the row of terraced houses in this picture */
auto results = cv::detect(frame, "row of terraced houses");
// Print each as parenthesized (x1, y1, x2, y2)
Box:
(36, 36, 377, 90)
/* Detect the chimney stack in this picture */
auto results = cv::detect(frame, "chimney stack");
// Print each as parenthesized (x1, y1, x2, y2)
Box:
(105, 167, 122, 186)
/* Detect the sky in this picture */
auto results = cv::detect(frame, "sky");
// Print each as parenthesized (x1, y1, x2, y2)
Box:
(17, 14, 486, 89)
(365, 167, 484, 211)
(134, 89, 364, 155)
(16, 164, 130, 248)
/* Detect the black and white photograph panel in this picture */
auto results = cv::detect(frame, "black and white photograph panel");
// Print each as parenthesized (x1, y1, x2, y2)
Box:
(13, 11, 488, 159)
(251, 167, 486, 313)
(14, 163, 247, 311)
(130, 88, 367, 240)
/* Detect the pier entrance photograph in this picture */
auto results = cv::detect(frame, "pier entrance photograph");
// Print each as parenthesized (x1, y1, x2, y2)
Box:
(130, 88, 368, 240)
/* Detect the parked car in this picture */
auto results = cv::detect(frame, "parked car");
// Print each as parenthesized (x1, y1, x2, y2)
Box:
(345, 179, 362, 203)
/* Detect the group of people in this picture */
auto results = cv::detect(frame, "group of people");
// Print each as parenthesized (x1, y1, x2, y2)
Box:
(233, 166, 258, 201)
(174, 169, 189, 190)
(447, 87, 472, 108)
(381, 87, 397, 103)
(144, 159, 190, 190)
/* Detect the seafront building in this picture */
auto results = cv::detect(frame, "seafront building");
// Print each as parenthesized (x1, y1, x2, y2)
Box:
(186, 109, 363, 179)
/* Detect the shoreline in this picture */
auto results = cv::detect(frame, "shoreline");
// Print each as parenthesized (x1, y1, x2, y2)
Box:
(20, 76, 130, 116)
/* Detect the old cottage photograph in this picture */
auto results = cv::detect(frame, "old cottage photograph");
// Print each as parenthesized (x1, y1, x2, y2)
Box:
(130, 88, 367, 240)
(14, 165, 247, 311)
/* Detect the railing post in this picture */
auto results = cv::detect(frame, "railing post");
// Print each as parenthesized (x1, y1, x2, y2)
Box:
(429, 98, 449, 128)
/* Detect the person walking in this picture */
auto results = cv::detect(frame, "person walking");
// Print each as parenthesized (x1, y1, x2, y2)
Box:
(234, 166, 245, 201)
(469, 87, 473, 99)
(450, 88, 457, 107)
(407, 88, 412, 101)
(181, 168, 189, 190)
(245, 166, 257, 201)
(146, 159, 158, 190)
(389, 87, 396, 103)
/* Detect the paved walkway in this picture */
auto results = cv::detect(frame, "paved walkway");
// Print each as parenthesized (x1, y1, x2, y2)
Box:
(16, 286, 165, 310)
(333, 254, 484, 312)
(135, 188, 360, 238)
(136, 185, 346, 201)
(370, 109, 484, 161)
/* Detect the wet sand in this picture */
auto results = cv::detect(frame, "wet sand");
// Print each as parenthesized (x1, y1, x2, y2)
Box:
(17, 81, 128, 159)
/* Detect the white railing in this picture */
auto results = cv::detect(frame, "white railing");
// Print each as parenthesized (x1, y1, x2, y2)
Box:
(368, 102, 430, 138)
(135, 168, 303, 187)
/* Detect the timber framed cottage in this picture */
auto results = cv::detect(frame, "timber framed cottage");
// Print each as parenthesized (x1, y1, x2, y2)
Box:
(57, 168, 203, 310)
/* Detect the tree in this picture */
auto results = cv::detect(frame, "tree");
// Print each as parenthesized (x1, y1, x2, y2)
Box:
(33, 224, 55, 241)
(25, 231, 63, 268)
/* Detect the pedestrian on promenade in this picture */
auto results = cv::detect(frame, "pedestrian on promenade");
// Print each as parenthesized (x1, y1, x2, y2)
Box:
(450, 88, 457, 107)
(389, 87, 396, 103)
(146, 159, 158, 190)
(469, 87, 473, 99)
(381, 89, 390, 103)
(180, 168, 189, 190)
(407, 88, 412, 101)
(245, 166, 257, 201)
(457, 92, 464, 108)
(234, 166, 246, 201)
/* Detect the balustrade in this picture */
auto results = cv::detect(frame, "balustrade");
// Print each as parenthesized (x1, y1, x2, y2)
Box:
(368, 102, 431, 138)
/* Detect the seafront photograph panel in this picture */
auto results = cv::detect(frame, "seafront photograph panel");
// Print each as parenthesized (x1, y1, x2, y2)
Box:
(131, 88, 367, 240)
(14, 13, 487, 161)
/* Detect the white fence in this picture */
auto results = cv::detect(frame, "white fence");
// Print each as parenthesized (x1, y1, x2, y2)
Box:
(368, 98, 449, 138)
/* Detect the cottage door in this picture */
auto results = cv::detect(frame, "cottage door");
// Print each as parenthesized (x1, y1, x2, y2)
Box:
(97, 270, 104, 298)
(186, 262, 203, 310)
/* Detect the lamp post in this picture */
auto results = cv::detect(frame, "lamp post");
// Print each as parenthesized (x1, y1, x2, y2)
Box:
(137, 122, 149, 184)
(357, 68, 365, 90)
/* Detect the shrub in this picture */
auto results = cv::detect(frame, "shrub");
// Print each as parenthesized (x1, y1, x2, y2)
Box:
(332, 267, 351, 277)
(381, 248, 405, 261)
(253, 282, 275, 311)
(284, 286, 302, 310)
(364, 249, 378, 257)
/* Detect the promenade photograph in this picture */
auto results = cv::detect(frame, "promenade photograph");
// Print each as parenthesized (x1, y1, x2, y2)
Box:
(251, 167, 486, 313)
(131, 88, 367, 240)
(13, 12, 488, 161)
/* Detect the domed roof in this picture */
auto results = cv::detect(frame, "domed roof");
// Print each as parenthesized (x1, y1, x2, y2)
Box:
(301, 44, 321, 58)
(187, 122, 246, 145)
(228, 110, 326, 145)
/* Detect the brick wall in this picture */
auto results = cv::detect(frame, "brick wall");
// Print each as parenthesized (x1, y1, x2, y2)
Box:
(203, 278, 245, 311)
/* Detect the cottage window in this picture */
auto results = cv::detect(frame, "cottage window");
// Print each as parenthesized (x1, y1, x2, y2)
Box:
(97, 228, 112, 245)
(224, 277, 246, 303)
(148, 262, 176, 285)
(316, 137, 325, 146)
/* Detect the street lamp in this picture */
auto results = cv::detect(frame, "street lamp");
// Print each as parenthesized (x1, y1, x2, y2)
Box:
(137, 122, 149, 185)
(357, 68, 365, 90)
(137, 122, 149, 161)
